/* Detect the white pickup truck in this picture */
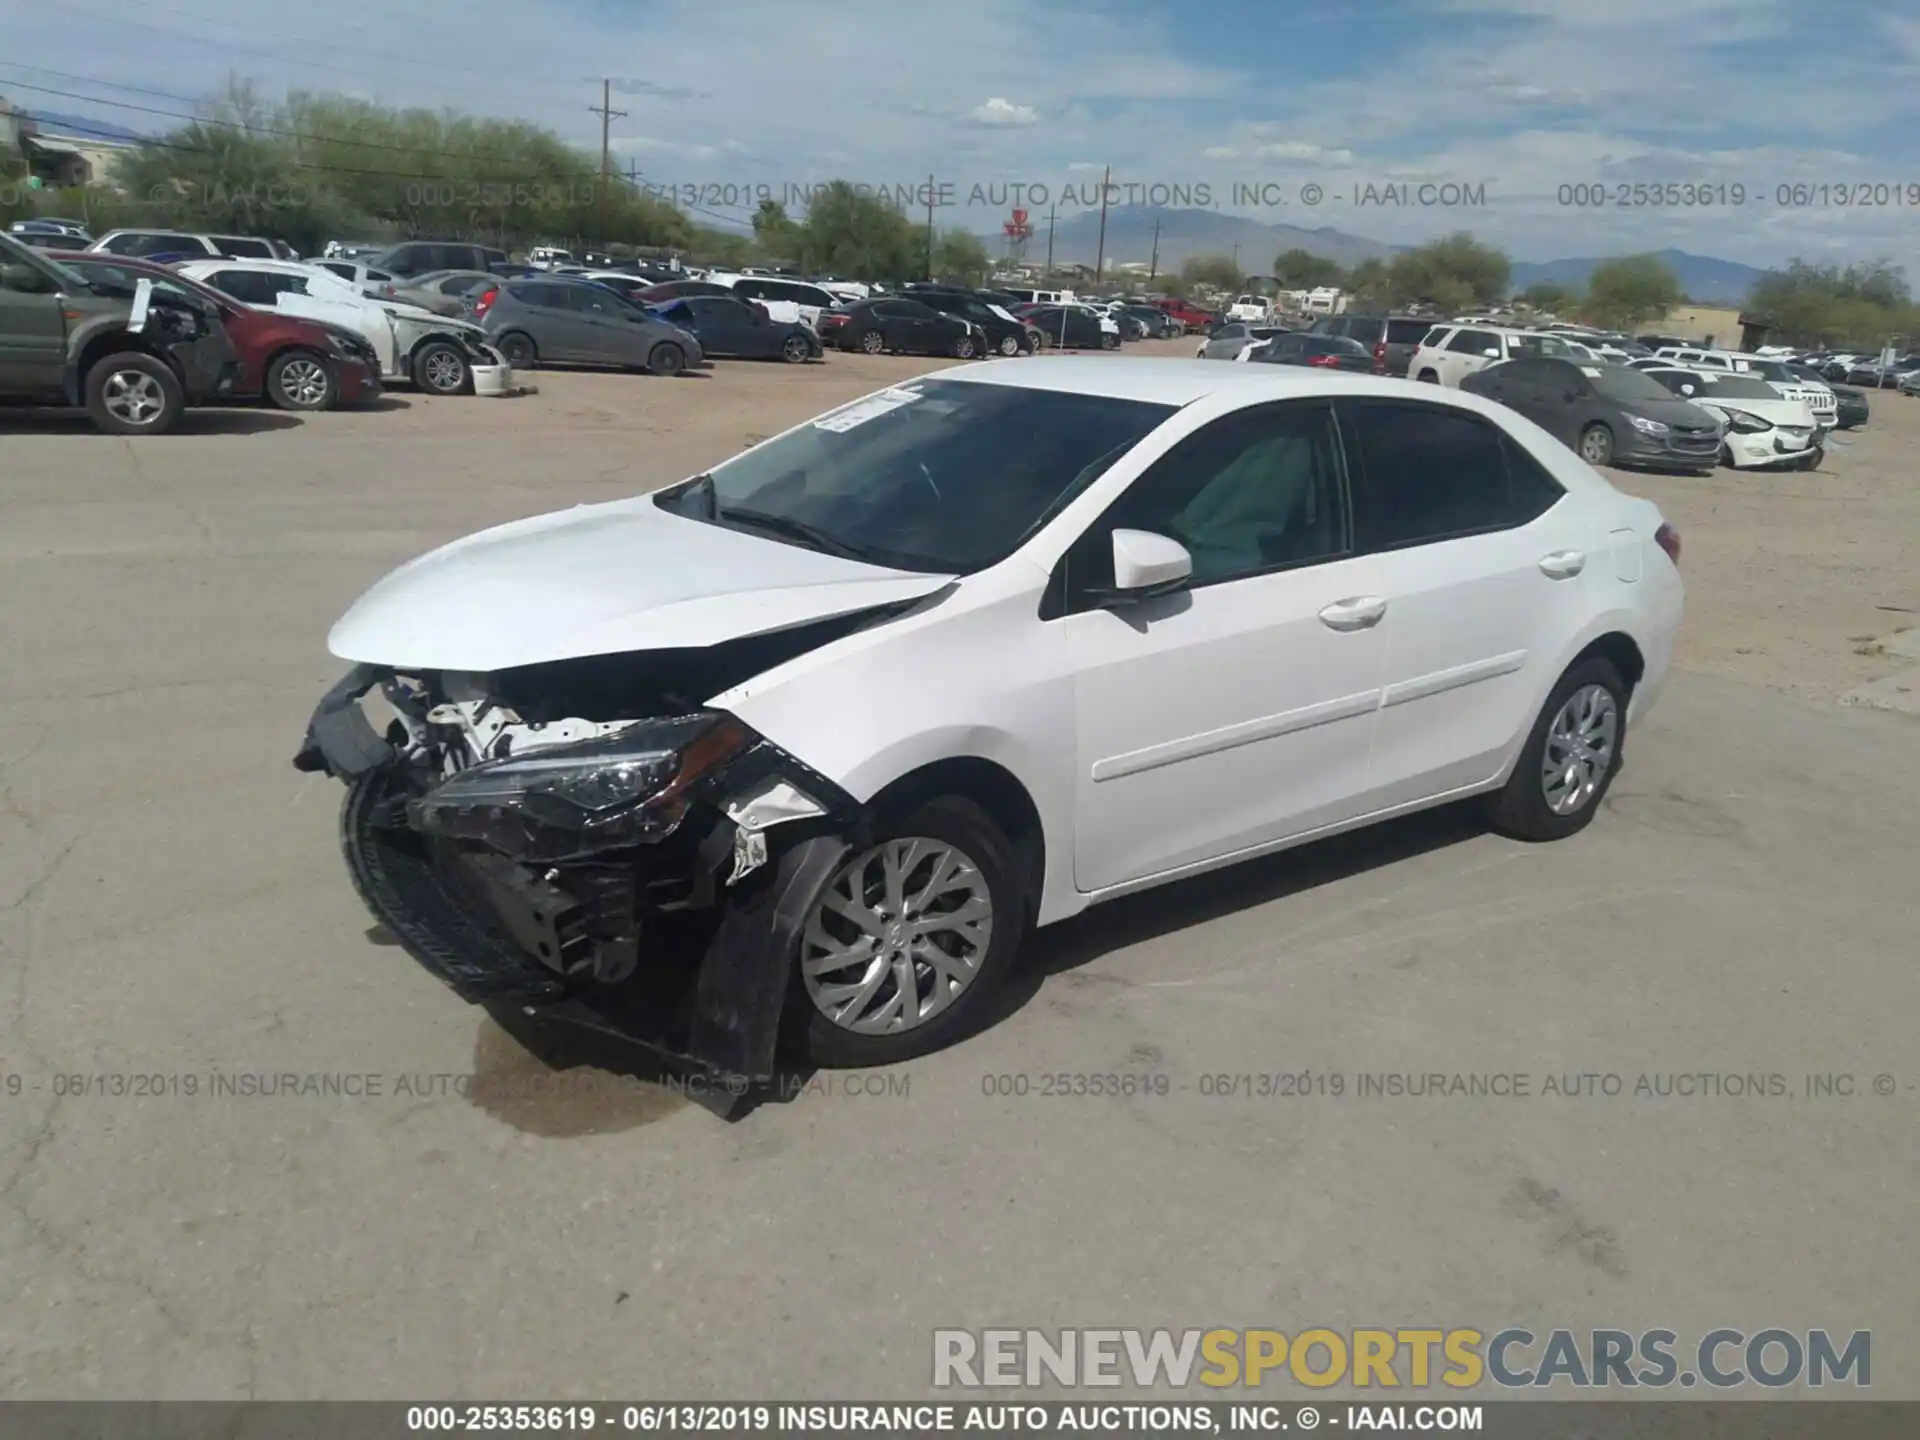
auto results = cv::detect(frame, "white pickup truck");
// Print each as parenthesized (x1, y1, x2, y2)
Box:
(1225, 293, 1272, 322)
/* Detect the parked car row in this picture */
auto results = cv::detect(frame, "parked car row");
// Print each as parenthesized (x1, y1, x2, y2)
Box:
(0, 232, 521, 434)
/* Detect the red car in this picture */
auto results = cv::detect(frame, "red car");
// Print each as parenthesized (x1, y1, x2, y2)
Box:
(50, 252, 381, 411)
(1152, 297, 1218, 329)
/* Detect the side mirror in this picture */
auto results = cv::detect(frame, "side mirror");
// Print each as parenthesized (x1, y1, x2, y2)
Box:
(1110, 529, 1193, 596)
(1483, 347, 1502, 358)
(1, 262, 52, 294)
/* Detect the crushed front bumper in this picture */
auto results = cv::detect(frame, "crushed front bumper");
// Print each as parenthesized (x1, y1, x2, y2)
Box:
(295, 667, 859, 1082)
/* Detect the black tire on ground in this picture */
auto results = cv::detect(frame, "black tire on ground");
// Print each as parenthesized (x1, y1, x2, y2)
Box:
(265, 348, 337, 411)
(1100, 331, 1120, 350)
(84, 351, 184, 436)
(412, 339, 471, 395)
(953, 334, 977, 360)
(1577, 422, 1615, 467)
(781, 333, 811, 364)
(784, 796, 1026, 1068)
(1484, 656, 1629, 843)
(497, 331, 537, 368)
(997, 333, 1021, 357)
(859, 329, 886, 355)
(647, 342, 686, 377)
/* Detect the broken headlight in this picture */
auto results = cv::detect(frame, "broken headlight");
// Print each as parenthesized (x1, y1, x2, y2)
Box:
(410, 712, 753, 860)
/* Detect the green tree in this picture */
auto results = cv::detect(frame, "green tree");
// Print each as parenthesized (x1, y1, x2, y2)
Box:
(751, 199, 801, 261)
(1271, 247, 1345, 290)
(1582, 254, 1683, 329)
(1518, 281, 1580, 314)
(1181, 253, 1243, 292)
(797, 180, 921, 282)
(1344, 257, 1392, 310)
(1386, 232, 1509, 310)
(932, 228, 992, 285)
(1748, 259, 1919, 347)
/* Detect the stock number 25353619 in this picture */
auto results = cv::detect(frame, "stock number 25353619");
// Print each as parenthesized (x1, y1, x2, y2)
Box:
(981, 1072, 1172, 1098)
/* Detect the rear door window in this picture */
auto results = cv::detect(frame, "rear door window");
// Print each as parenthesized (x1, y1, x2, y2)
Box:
(1342, 402, 1521, 549)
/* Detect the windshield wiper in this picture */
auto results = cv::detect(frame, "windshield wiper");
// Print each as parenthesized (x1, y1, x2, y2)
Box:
(658, 472, 716, 518)
(716, 506, 869, 561)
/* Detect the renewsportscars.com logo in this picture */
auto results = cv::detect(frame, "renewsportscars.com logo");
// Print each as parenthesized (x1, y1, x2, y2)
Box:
(932, 1328, 1871, 1390)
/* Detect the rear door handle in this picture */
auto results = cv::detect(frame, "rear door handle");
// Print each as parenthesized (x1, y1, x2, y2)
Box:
(1318, 596, 1387, 631)
(1539, 550, 1586, 579)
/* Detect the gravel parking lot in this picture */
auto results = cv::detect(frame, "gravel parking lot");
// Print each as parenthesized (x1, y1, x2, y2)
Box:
(2, 340, 1915, 1399)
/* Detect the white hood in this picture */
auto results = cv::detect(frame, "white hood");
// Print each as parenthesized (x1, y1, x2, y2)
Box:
(328, 495, 954, 673)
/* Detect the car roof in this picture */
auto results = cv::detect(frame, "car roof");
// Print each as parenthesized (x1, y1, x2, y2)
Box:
(933, 355, 1531, 409)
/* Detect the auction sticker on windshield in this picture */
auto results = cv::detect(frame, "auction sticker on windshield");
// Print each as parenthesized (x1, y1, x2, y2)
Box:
(813, 387, 924, 433)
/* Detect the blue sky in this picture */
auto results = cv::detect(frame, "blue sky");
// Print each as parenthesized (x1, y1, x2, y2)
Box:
(4, 0, 1919, 265)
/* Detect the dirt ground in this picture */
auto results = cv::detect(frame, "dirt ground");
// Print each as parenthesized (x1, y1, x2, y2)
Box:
(1, 338, 1915, 1401)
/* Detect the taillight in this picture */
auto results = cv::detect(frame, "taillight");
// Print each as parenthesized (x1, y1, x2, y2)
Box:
(1655, 522, 1681, 567)
(473, 287, 498, 318)
(1308, 354, 1341, 367)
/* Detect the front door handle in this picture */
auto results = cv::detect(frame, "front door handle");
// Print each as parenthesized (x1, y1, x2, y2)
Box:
(1539, 550, 1587, 579)
(1318, 596, 1387, 631)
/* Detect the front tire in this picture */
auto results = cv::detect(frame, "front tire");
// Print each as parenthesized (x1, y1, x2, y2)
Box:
(85, 352, 183, 435)
(412, 339, 470, 395)
(997, 333, 1021, 357)
(1484, 657, 1627, 842)
(1417, 368, 1439, 383)
(787, 797, 1024, 1068)
(1577, 423, 1615, 466)
(1100, 331, 1120, 350)
(780, 333, 811, 364)
(266, 349, 336, 411)
(953, 334, 978, 360)
(647, 342, 686, 377)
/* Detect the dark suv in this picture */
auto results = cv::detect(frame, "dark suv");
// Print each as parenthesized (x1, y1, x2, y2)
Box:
(900, 284, 1040, 356)
(1310, 313, 1434, 378)
(375, 241, 512, 278)
(0, 232, 239, 434)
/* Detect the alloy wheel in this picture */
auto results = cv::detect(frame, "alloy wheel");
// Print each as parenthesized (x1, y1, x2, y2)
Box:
(102, 369, 165, 426)
(422, 348, 467, 392)
(801, 837, 993, 1035)
(278, 357, 329, 407)
(1541, 683, 1619, 815)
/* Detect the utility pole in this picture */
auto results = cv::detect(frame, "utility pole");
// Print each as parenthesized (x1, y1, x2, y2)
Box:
(924, 171, 936, 281)
(1093, 164, 1112, 285)
(1148, 213, 1161, 282)
(590, 79, 627, 249)
(1044, 196, 1057, 276)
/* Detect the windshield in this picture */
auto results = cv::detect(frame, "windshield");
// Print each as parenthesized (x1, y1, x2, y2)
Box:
(1742, 359, 1795, 382)
(1591, 365, 1683, 402)
(657, 377, 1175, 573)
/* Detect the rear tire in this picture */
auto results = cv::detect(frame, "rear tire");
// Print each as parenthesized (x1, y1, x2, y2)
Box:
(859, 329, 885, 355)
(997, 334, 1021, 357)
(1417, 368, 1439, 383)
(497, 331, 537, 368)
(266, 349, 336, 411)
(785, 797, 1025, 1068)
(952, 334, 978, 360)
(1484, 657, 1628, 842)
(84, 351, 183, 435)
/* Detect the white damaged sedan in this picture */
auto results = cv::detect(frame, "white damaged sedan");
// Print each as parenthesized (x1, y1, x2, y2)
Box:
(296, 359, 1684, 1080)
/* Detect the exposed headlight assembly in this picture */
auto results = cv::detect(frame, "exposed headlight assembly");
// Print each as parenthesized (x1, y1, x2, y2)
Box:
(1725, 411, 1772, 434)
(411, 712, 754, 860)
(1627, 414, 1669, 435)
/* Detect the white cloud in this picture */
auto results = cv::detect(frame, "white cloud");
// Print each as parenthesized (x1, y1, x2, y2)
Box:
(1253, 141, 1355, 164)
(970, 97, 1038, 126)
(1204, 146, 1239, 159)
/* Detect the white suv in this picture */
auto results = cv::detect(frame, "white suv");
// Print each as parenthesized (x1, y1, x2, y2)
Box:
(1651, 347, 1836, 429)
(1410, 325, 1577, 387)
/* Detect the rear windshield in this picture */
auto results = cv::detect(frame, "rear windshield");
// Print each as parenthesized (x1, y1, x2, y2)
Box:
(1385, 318, 1429, 344)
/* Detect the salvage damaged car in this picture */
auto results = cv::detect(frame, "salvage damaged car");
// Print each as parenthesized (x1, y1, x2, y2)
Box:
(297, 360, 1683, 1085)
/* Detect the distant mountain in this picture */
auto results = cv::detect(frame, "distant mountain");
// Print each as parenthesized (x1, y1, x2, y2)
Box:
(1037, 204, 1396, 272)
(1509, 248, 1765, 305)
